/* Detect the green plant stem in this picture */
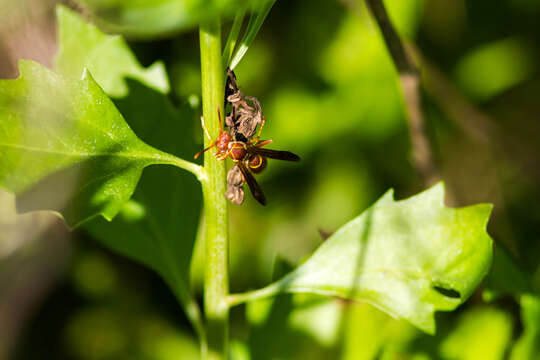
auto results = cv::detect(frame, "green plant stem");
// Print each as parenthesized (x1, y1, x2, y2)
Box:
(200, 20, 229, 360)
(157, 152, 205, 181)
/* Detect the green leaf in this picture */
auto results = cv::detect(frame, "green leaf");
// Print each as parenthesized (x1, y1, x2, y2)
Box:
(76, 0, 274, 39)
(52, 7, 205, 339)
(229, 184, 493, 334)
(55, 5, 169, 97)
(0, 60, 199, 228)
(86, 80, 204, 339)
(222, 10, 246, 67)
(511, 295, 540, 360)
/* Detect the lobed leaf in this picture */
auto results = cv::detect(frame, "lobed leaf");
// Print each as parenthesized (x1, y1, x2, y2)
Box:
(53, 6, 205, 338)
(86, 81, 204, 338)
(0, 60, 192, 228)
(231, 184, 493, 334)
(56, 6, 169, 97)
(222, 10, 246, 68)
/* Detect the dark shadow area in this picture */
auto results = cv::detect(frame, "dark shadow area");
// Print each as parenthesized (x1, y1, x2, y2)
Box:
(15, 143, 133, 225)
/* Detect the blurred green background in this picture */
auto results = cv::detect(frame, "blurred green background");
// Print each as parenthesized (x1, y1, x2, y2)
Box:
(1, 0, 540, 359)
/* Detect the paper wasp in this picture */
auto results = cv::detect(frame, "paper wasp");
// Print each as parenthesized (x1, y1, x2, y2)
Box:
(225, 67, 264, 142)
(194, 108, 300, 205)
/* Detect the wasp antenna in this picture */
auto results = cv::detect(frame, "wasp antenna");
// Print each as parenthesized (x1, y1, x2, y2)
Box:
(194, 141, 216, 159)
(217, 105, 223, 130)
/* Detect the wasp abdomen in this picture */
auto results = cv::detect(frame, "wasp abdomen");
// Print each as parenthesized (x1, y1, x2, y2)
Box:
(247, 154, 267, 173)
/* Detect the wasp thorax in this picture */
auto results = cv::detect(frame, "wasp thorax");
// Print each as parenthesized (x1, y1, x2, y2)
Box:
(247, 154, 267, 173)
(228, 141, 247, 161)
(216, 132, 232, 153)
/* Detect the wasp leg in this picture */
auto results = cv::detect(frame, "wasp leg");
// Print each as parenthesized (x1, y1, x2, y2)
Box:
(200, 115, 213, 141)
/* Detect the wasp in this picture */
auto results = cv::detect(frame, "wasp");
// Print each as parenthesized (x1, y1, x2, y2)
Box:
(195, 108, 299, 205)
(224, 68, 264, 142)
(225, 164, 245, 205)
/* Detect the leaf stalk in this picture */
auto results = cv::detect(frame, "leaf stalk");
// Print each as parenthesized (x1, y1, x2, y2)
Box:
(227, 283, 283, 307)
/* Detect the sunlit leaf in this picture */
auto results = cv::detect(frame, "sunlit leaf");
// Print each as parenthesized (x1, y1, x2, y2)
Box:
(86, 89, 203, 338)
(231, 184, 493, 334)
(52, 7, 204, 338)
(55, 6, 169, 97)
(75, 0, 274, 39)
(0, 60, 197, 228)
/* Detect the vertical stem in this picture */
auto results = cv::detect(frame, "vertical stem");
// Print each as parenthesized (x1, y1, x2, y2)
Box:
(199, 21, 229, 360)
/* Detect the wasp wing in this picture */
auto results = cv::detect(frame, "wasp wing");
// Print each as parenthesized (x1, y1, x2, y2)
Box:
(238, 162, 266, 206)
(247, 147, 300, 162)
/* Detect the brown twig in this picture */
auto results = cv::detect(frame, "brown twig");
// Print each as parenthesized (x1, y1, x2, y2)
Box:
(364, 0, 439, 187)
(411, 45, 495, 144)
